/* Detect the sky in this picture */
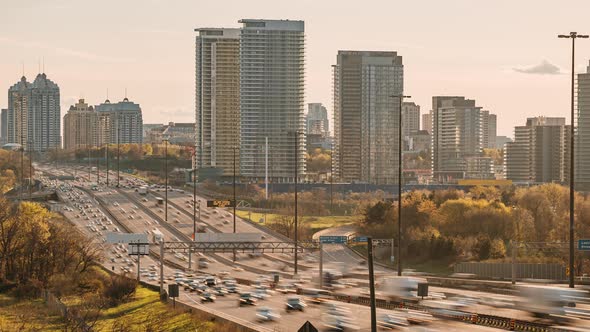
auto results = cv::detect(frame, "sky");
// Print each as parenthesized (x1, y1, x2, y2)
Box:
(2, 0, 590, 137)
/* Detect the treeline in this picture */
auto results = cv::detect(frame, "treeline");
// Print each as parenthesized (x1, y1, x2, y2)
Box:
(360, 184, 590, 271)
(0, 198, 103, 296)
(52, 143, 194, 161)
(0, 149, 32, 193)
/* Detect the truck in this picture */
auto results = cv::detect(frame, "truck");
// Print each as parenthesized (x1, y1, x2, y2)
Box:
(138, 186, 148, 195)
(377, 276, 426, 302)
(197, 222, 207, 233)
(152, 228, 164, 243)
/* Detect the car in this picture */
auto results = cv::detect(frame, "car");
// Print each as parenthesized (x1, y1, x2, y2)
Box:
(239, 293, 257, 306)
(200, 292, 216, 303)
(213, 286, 228, 296)
(256, 307, 281, 322)
(286, 297, 306, 312)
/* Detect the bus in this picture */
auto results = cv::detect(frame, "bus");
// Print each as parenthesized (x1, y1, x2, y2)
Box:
(138, 186, 148, 195)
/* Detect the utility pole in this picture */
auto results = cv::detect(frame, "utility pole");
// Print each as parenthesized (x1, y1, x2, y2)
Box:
(29, 141, 33, 199)
(265, 137, 268, 200)
(558, 31, 588, 288)
(191, 145, 197, 270)
(233, 147, 237, 262)
(164, 138, 168, 222)
(391, 95, 411, 276)
(368, 237, 377, 332)
(117, 126, 120, 187)
(294, 131, 300, 275)
(106, 143, 109, 186)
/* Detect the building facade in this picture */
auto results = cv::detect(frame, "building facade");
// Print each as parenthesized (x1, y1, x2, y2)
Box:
(482, 111, 497, 149)
(7, 74, 60, 151)
(306, 103, 331, 151)
(333, 50, 404, 185)
(146, 122, 195, 145)
(402, 102, 420, 138)
(422, 111, 432, 134)
(195, 28, 241, 176)
(431, 97, 484, 182)
(63, 99, 97, 150)
(239, 19, 305, 182)
(95, 98, 143, 145)
(577, 61, 590, 190)
(505, 117, 569, 183)
(0, 109, 7, 145)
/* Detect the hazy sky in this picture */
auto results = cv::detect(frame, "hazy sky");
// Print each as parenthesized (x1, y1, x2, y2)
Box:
(2, 0, 590, 137)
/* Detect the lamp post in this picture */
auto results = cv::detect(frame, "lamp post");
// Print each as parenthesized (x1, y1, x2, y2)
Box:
(289, 130, 303, 275)
(233, 146, 238, 262)
(28, 141, 33, 199)
(192, 145, 198, 268)
(558, 31, 588, 288)
(391, 94, 411, 276)
(164, 138, 169, 222)
(96, 143, 100, 185)
(106, 142, 109, 186)
(117, 126, 120, 187)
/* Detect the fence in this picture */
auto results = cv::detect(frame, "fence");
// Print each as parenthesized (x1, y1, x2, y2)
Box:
(454, 262, 566, 280)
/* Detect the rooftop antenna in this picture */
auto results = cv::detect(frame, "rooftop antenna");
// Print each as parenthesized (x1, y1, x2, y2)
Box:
(125, 88, 127, 99)
(107, 88, 109, 100)
(38, 58, 41, 73)
(21, 61, 24, 77)
(42, 57, 45, 73)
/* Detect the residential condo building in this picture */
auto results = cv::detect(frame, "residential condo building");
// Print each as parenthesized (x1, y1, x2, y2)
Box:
(401, 102, 420, 138)
(195, 28, 241, 176)
(333, 50, 404, 185)
(7, 74, 60, 152)
(95, 98, 143, 145)
(63, 99, 97, 150)
(239, 19, 305, 182)
(576, 61, 590, 191)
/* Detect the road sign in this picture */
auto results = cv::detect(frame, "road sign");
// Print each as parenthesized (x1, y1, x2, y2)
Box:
(168, 284, 179, 298)
(193, 233, 262, 242)
(106, 233, 148, 244)
(207, 200, 235, 208)
(578, 239, 590, 251)
(128, 243, 149, 255)
(298, 321, 318, 332)
(319, 235, 347, 244)
(355, 236, 368, 242)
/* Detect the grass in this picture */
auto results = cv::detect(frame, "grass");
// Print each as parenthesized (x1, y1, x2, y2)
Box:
(236, 210, 358, 231)
(0, 293, 65, 331)
(0, 286, 216, 332)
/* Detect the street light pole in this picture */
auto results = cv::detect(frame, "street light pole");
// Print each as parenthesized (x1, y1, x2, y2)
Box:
(558, 31, 588, 288)
(29, 142, 33, 199)
(106, 143, 109, 186)
(117, 126, 120, 187)
(291, 131, 302, 275)
(233, 147, 237, 262)
(391, 94, 411, 276)
(164, 138, 169, 222)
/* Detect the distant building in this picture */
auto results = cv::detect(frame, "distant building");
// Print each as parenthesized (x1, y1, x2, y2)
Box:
(422, 111, 432, 134)
(146, 122, 195, 145)
(0, 109, 7, 145)
(482, 111, 497, 149)
(7, 74, 61, 151)
(195, 28, 241, 176)
(306, 103, 331, 151)
(402, 102, 420, 138)
(407, 129, 431, 153)
(63, 99, 97, 150)
(505, 117, 569, 183)
(143, 124, 163, 140)
(95, 98, 143, 144)
(465, 156, 495, 179)
(432, 97, 484, 182)
(495, 136, 512, 149)
(333, 50, 404, 185)
(239, 19, 306, 182)
(576, 61, 590, 191)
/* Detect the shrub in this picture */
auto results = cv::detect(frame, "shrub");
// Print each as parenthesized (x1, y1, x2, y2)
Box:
(102, 275, 137, 305)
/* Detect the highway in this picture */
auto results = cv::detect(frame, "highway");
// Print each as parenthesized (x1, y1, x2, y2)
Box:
(37, 164, 590, 331)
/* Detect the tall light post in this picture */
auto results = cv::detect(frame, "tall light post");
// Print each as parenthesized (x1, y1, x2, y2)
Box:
(96, 143, 100, 185)
(28, 141, 33, 199)
(106, 142, 109, 186)
(289, 130, 303, 275)
(233, 146, 238, 262)
(193, 145, 198, 256)
(391, 94, 411, 276)
(164, 138, 169, 222)
(117, 126, 120, 187)
(558, 31, 588, 288)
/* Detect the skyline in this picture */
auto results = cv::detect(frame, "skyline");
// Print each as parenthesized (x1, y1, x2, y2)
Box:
(3, 1, 590, 137)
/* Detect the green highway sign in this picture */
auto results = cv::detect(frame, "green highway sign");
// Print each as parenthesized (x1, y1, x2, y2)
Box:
(206, 200, 235, 208)
(319, 236, 347, 244)
(578, 239, 590, 251)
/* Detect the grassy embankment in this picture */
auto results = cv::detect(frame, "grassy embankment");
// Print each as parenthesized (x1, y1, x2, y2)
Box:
(0, 286, 216, 332)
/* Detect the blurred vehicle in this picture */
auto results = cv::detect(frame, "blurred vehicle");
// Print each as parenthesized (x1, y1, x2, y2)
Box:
(213, 286, 228, 296)
(286, 297, 306, 312)
(239, 292, 257, 306)
(152, 229, 164, 243)
(377, 313, 409, 329)
(518, 285, 588, 319)
(256, 307, 281, 322)
(200, 292, 216, 303)
(378, 276, 426, 302)
(299, 288, 333, 304)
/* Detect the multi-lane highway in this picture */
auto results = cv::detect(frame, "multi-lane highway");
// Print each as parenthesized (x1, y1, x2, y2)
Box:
(38, 164, 590, 331)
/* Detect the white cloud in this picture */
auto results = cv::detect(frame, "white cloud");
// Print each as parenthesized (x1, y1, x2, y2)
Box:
(513, 60, 562, 75)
